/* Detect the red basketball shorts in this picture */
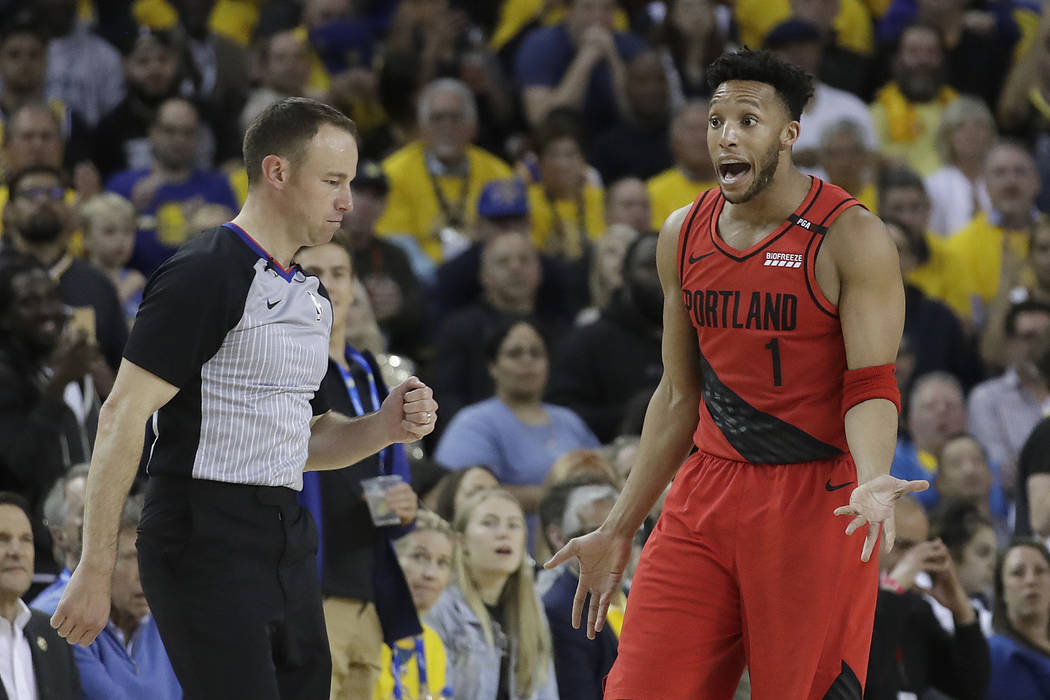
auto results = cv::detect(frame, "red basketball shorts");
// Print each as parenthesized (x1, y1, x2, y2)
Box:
(604, 451, 878, 700)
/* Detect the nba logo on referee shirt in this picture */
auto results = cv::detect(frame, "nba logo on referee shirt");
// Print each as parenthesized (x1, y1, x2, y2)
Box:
(764, 252, 803, 268)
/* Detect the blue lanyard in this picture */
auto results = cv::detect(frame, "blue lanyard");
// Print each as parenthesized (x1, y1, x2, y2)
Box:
(390, 636, 427, 700)
(336, 347, 390, 472)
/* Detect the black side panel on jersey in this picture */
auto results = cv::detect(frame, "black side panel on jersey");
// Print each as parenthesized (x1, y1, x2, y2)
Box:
(821, 661, 862, 700)
(699, 352, 843, 464)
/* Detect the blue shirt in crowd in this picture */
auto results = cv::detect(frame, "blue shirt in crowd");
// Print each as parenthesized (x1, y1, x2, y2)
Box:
(73, 615, 182, 700)
(435, 397, 599, 485)
(514, 24, 644, 134)
(987, 633, 1050, 700)
(106, 168, 238, 276)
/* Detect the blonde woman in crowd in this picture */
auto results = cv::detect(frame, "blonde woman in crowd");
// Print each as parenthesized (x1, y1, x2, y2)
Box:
(426, 489, 558, 700)
(375, 511, 457, 700)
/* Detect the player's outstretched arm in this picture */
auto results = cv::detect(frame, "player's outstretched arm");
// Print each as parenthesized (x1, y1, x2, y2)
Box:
(825, 208, 928, 561)
(306, 376, 437, 471)
(545, 204, 703, 638)
(51, 360, 179, 646)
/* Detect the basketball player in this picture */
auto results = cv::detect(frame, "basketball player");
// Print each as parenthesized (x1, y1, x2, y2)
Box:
(546, 49, 928, 699)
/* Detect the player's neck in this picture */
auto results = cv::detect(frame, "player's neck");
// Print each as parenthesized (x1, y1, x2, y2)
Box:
(230, 196, 299, 268)
(722, 167, 811, 229)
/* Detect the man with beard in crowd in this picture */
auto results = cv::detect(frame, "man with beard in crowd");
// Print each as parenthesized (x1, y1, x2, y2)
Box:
(1, 165, 125, 375)
(547, 234, 663, 442)
(870, 23, 959, 176)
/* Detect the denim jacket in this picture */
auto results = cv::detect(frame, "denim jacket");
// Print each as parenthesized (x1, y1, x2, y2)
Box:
(425, 585, 559, 700)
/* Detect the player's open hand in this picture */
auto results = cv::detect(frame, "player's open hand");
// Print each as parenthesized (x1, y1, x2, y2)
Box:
(834, 474, 929, 562)
(50, 564, 112, 647)
(544, 528, 633, 640)
(382, 376, 437, 442)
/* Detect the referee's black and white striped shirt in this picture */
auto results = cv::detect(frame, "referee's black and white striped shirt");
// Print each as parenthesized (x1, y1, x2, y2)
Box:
(123, 223, 332, 490)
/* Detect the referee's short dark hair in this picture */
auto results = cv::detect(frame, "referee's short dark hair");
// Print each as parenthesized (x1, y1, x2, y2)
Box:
(242, 97, 359, 188)
(0, 492, 33, 524)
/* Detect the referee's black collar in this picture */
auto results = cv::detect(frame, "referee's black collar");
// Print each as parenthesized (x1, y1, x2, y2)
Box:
(223, 222, 301, 282)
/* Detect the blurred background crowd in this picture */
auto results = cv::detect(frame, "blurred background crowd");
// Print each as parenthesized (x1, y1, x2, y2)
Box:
(4, 0, 1050, 698)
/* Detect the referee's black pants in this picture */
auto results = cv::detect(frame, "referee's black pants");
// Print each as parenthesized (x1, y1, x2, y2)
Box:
(137, 475, 332, 700)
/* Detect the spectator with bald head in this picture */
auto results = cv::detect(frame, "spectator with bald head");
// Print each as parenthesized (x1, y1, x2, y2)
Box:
(589, 51, 673, 184)
(106, 97, 238, 276)
(892, 372, 970, 511)
(647, 100, 717, 229)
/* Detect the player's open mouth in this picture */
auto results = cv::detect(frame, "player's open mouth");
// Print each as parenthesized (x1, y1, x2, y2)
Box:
(719, 161, 751, 185)
(494, 546, 514, 556)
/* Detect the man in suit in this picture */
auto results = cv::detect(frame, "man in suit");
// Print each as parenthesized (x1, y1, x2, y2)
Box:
(0, 491, 79, 699)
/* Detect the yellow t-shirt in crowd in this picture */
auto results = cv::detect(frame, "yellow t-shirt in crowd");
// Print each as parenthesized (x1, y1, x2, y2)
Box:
(490, 0, 629, 51)
(375, 141, 513, 262)
(734, 0, 874, 56)
(906, 232, 958, 304)
(941, 211, 1041, 322)
(527, 183, 605, 259)
(870, 84, 957, 176)
(855, 183, 878, 214)
(373, 624, 449, 700)
(132, 0, 260, 45)
(647, 168, 717, 230)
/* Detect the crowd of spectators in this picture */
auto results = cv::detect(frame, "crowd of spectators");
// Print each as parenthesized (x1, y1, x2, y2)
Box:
(5, 0, 1050, 697)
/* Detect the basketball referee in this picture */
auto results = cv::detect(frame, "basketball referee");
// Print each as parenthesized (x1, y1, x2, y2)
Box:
(49, 98, 438, 700)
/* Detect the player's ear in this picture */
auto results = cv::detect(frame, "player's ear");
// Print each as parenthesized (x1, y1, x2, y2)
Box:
(781, 119, 800, 151)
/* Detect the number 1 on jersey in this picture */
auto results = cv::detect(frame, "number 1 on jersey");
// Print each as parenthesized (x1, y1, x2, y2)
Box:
(765, 337, 783, 387)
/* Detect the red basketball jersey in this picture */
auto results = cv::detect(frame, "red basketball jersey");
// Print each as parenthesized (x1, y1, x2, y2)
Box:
(677, 177, 862, 464)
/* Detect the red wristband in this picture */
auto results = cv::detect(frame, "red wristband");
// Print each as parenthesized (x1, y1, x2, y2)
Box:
(841, 363, 901, 421)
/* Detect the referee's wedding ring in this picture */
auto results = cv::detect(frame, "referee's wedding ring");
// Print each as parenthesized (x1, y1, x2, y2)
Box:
(424, 412, 432, 424)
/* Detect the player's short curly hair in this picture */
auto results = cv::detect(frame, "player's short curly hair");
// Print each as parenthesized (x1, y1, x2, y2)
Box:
(706, 48, 815, 121)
